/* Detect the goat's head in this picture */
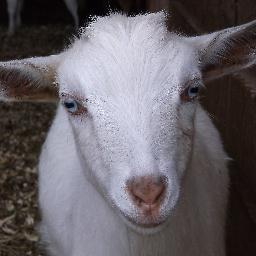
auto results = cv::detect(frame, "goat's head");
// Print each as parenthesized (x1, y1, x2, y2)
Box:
(1, 12, 256, 234)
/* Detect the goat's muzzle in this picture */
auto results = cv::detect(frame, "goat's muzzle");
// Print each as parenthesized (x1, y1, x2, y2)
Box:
(126, 175, 166, 220)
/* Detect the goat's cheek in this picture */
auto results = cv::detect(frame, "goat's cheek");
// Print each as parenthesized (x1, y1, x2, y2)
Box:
(176, 134, 193, 178)
(75, 135, 110, 194)
(178, 109, 196, 134)
(70, 122, 104, 176)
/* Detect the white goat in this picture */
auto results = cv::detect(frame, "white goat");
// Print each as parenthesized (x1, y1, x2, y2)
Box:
(6, 0, 79, 35)
(0, 12, 255, 256)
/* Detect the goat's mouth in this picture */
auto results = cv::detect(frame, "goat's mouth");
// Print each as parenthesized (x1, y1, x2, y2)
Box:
(119, 208, 168, 231)
(126, 215, 165, 228)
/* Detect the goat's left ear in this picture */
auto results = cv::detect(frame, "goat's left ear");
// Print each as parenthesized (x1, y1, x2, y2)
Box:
(0, 54, 62, 101)
(191, 20, 256, 82)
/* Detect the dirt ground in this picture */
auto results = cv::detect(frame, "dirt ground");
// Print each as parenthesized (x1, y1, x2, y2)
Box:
(0, 25, 71, 256)
(0, 102, 56, 256)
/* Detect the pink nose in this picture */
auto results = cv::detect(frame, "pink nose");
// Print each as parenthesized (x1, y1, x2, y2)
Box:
(127, 175, 166, 206)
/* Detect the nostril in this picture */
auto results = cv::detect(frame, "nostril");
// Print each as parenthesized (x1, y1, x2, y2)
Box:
(132, 182, 164, 205)
(127, 175, 166, 206)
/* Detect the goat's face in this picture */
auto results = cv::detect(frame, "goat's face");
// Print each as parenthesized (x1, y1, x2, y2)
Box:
(2, 12, 255, 233)
(57, 14, 201, 233)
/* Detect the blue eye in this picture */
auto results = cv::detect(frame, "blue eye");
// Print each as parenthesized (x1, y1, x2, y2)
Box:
(180, 85, 200, 102)
(188, 86, 199, 99)
(62, 97, 86, 115)
(64, 99, 78, 113)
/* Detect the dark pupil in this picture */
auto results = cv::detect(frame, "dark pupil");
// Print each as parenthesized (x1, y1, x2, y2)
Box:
(190, 87, 199, 94)
(64, 102, 75, 109)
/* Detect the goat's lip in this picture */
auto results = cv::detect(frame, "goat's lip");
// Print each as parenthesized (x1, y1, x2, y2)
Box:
(119, 210, 166, 229)
(128, 218, 165, 228)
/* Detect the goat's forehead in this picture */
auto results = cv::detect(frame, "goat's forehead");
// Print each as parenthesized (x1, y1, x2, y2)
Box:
(59, 42, 197, 95)
(58, 15, 199, 97)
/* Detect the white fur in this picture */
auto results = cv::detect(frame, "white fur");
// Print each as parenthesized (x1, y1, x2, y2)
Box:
(6, 0, 79, 35)
(39, 105, 228, 256)
(1, 12, 235, 255)
(38, 13, 229, 255)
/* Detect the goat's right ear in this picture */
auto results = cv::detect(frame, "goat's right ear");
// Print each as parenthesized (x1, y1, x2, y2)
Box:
(0, 54, 62, 101)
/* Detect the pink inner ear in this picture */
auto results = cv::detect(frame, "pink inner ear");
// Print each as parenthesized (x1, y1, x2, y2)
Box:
(201, 53, 253, 82)
(200, 23, 256, 81)
(0, 69, 33, 97)
(0, 66, 58, 101)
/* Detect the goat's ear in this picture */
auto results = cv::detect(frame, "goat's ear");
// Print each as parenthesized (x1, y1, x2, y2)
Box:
(0, 54, 61, 101)
(191, 20, 256, 82)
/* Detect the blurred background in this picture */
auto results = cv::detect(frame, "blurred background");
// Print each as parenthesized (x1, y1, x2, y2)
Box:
(0, 0, 255, 255)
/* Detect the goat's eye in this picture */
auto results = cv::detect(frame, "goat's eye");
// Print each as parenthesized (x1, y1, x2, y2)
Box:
(62, 98, 86, 115)
(181, 85, 200, 102)
(188, 86, 199, 98)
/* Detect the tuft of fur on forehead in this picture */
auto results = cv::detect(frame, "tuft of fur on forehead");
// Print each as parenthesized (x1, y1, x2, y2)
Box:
(80, 11, 169, 46)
